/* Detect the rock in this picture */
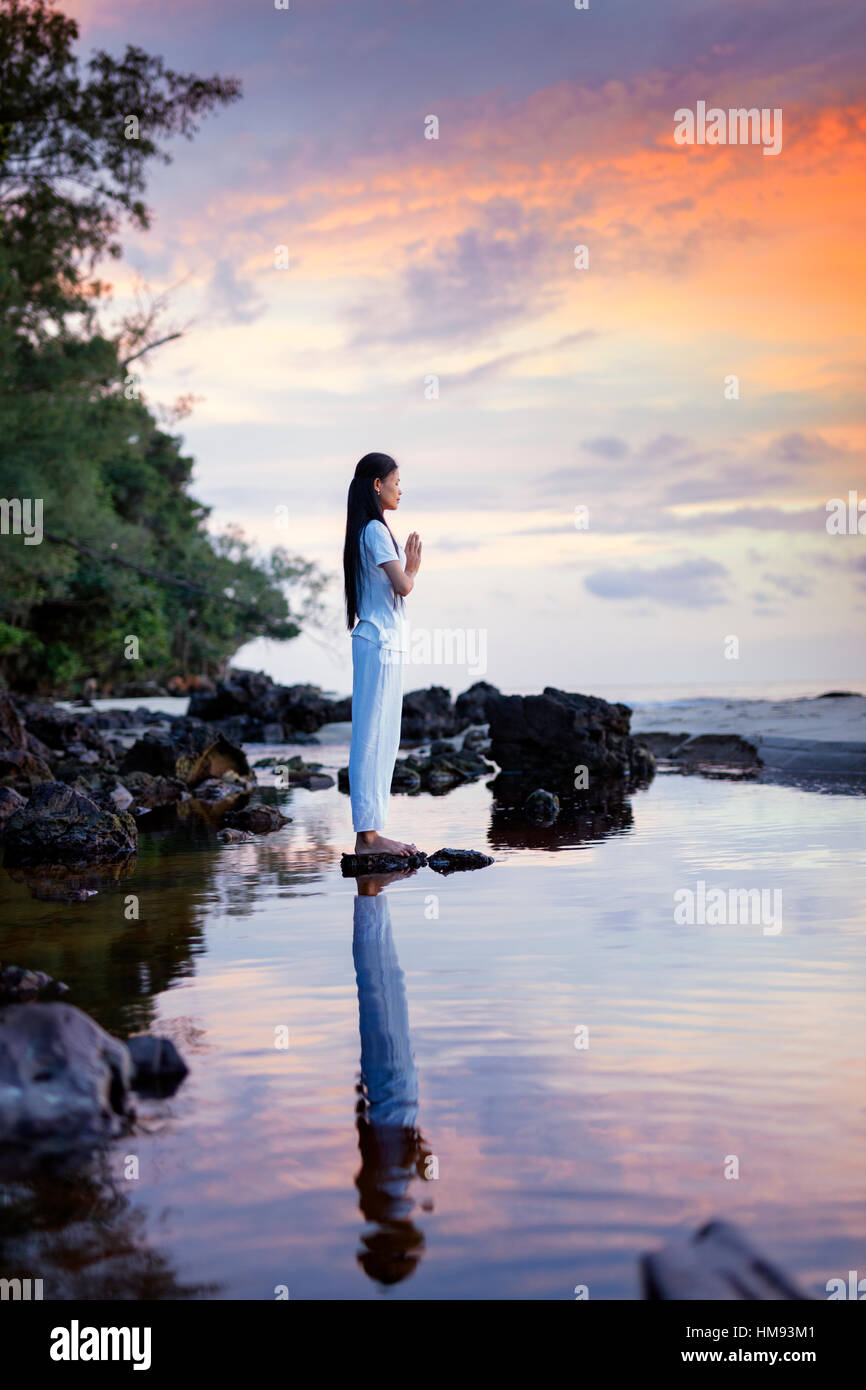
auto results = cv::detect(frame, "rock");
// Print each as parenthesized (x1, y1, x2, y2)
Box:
(0, 746, 54, 793)
(672, 734, 762, 769)
(68, 773, 133, 815)
(260, 722, 285, 744)
(222, 803, 291, 834)
(487, 687, 655, 783)
(322, 695, 351, 723)
(401, 686, 460, 742)
(126, 1035, 188, 1097)
(216, 827, 256, 843)
(267, 756, 334, 790)
(389, 762, 422, 792)
(524, 788, 560, 823)
(341, 849, 429, 876)
(0, 786, 27, 832)
(637, 731, 691, 758)
(0, 965, 69, 1002)
(815, 690, 860, 699)
(188, 668, 337, 739)
(0, 694, 28, 751)
(0, 1002, 133, 1154)
(426, 847, 494, 873)
(14, 702, 111, 755)
(462, 726, 492, 753)
(454, 680, 501, 727)
(191, 776, 249, 805)
(642, 1219, 811, 1300)
(111, 680, 169, 698)
(120, 724, 251, 788)
(2, 781, 138, 867)
(122, 770, 190, 810)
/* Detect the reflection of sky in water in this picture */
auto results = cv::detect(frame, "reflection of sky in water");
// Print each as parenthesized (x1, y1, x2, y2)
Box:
(1, 757, 863, 1299)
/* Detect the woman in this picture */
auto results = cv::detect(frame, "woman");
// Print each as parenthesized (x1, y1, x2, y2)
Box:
(344, 453, 422, 856)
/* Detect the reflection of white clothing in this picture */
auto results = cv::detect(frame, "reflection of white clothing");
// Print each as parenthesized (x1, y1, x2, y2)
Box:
(353, 893, 418, 1133)
(353, 519, 407, 653)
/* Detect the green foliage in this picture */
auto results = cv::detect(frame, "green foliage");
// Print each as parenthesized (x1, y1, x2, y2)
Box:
(0, 1, 326, 694)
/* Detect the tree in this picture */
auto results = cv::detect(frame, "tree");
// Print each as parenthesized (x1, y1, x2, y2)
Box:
(0, 1, 327, 693)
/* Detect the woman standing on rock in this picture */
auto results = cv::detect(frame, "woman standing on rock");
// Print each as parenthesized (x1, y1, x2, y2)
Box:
(344, 453, 422, 857)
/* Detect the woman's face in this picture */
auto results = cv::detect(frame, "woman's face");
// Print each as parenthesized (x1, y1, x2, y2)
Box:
(376, 469, 401, 511)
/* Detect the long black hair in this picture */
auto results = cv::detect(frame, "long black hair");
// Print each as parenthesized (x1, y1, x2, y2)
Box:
(344, 452, 402, 631)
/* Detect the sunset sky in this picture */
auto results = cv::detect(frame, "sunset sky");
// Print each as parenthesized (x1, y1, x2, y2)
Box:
(65, 0, 866, 694)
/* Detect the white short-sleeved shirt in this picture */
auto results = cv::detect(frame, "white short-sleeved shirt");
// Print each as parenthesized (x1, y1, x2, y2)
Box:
(352, 519, 407, 651)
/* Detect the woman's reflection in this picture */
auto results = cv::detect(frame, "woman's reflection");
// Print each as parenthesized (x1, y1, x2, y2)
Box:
(352, 871, 433, 1286)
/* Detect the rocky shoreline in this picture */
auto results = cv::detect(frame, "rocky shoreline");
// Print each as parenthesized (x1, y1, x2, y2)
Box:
(3, 672, 863, 898)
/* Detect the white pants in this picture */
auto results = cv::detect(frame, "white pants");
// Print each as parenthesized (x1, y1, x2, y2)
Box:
(349, 631, 404, 831)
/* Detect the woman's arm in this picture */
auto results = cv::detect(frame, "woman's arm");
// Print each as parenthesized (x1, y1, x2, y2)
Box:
(380, 531, 422, 597)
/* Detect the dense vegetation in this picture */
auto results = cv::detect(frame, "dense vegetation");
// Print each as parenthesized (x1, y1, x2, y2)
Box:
(0, 0, 324, 693)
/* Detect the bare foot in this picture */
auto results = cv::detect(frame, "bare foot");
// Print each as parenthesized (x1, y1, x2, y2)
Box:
(354, 832, 418, 857)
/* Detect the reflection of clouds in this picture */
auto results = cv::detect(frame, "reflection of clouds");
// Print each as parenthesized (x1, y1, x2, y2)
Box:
(352, 891, 431, 1286)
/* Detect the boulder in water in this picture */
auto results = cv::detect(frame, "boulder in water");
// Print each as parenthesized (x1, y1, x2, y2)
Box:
(2, 781, 137, 867)
(0, 1002, 133, 1154)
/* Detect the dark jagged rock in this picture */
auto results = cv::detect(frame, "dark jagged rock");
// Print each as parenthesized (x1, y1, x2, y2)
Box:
(487, 687, 655, 783)
(401, 686, 460, 742)
(524, 789, 560, 823)
(454, 680, 501, 727)
(323, 695, 352, 723)
(0, 746, 54, 793)
(126, 1035, 188, 1097)
(341, 849, 429, 876)
(427, 847, 494, 873)
(119, 770, 188, 811)
(0, 1002, 133, 1154)
(2, 781, 137, 867)
(188, 668, 339, 739)
(13, 701, 112, 755)
(0, 694, 27, 751)
(223, 802, 291, 834)
(0, 785, 27, 832)
(0, 964, 69, 1003)
(121, 723, 251, 788)
(68, 773, 133, 815)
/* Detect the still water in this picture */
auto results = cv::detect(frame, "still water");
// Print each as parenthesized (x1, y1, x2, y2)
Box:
(1, 741, 864, 1300)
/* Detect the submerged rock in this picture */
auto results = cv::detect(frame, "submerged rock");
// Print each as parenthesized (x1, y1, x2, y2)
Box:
(2, 781, 137, 867)
(523, 789, 560, 824)
(126, 1035, 188, 1097)
(216, 827, 256, 843)
(0, 1002, 133, 1154)
(222, 802, 291, 834)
